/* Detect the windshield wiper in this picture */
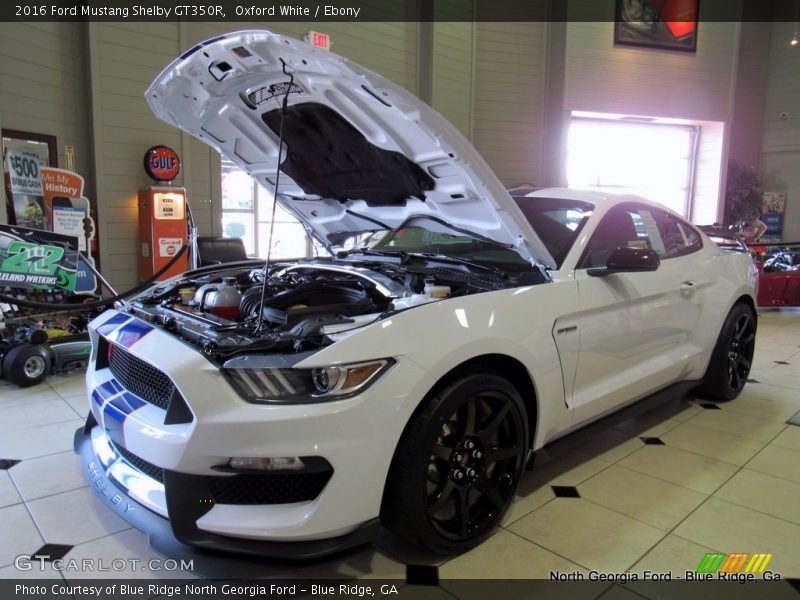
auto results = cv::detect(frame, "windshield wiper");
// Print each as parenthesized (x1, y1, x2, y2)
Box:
(348, 248, 506, 277)
(411, 252, 508, 277)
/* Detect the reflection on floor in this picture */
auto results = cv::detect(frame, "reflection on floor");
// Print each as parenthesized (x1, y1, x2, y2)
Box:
(1, 309, 800, 596)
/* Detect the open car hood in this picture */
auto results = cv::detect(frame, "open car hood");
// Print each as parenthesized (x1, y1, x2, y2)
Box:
(146, 30, 554, 268)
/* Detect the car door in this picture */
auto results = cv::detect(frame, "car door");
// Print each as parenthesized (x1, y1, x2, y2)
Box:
(570, 204, 706, 424)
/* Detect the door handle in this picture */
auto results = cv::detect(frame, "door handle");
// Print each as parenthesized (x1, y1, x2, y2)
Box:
(680, 280, 696, 291)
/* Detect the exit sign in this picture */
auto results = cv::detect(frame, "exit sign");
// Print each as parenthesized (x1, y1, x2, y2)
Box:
(308, 30, 330, 50)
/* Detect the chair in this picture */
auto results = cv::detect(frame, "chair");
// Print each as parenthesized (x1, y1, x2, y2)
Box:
(196, 237, 249, 266)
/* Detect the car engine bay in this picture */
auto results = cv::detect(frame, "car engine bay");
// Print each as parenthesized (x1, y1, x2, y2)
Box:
(126, 257, 546, 363)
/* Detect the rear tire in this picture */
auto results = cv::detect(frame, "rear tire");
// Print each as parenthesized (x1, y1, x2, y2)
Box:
(382, 372, 528, 554)
(2, 344, 51, 388)
(698, 303, 756, 401)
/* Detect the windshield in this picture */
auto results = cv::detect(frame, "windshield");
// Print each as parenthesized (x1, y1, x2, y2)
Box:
(511, 196, 594, 268)
(353, 220, 532, 268)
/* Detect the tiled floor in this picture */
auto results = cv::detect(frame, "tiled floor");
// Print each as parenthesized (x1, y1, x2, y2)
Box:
(1, 309, 800, 594)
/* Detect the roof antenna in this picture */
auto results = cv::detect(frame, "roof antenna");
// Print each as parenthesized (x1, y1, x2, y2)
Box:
(255, 58, 294, 333)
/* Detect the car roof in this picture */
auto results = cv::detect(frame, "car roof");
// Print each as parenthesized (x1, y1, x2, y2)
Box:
(515, 187, 686, 217)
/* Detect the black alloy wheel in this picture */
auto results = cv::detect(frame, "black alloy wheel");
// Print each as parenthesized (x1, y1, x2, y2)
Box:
(383, 373, 528, 553)
(726, 310, 756, 393)
(699, 303, 757, 401)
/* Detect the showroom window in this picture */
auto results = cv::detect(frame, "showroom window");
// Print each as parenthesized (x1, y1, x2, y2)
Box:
(567, 118, 697, 217)
(221, 161, 313, 258)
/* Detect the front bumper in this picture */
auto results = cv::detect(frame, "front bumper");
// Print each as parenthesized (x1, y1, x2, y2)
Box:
(79, 309, 435, 557)
(74, 416, 380, 560)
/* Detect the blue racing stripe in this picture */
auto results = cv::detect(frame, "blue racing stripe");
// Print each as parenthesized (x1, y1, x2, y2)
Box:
(97, 380, 122, 398)
(107, 319, 154, 348)
(109, 393, 146, 416)
(103, 402, 125, 423)
(102, 402, 126, 446)
(96, 313, 131, 336)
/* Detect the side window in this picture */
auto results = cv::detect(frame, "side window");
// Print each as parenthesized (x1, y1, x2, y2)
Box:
(652, 210, 703, 259)
(579, 206, 655, 268)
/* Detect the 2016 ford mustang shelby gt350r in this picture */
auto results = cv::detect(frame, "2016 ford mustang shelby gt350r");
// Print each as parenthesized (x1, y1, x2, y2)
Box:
(77, 31, 758, 557)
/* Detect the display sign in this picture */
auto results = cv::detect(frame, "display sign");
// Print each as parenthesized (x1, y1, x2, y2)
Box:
(51, 203, 86, 247)
(158, 237, 182, 257)
(0, 223, 78, 291)
(144, 145, 181, 182)
(762, 192, 786, 241)
(308, 30, 330, 50)
(5, 150, 43, 195)
(5, 150, 47, 229)
(40, 167, 94, 255)
(74, 255, 98, 294)
(154, 192, 185, 220)
(41, 167, 83, 202)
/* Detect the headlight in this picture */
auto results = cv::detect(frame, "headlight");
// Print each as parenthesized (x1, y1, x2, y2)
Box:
(223, 358, 394, 404)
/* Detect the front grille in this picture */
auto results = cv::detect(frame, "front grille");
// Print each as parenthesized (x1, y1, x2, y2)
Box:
(208, 471, 333, 505)
(112, 442, 165, 484)
(107, 344, 174, 410)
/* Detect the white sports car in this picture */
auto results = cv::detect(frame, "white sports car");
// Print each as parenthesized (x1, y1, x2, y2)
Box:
(76, 31, 758, 558)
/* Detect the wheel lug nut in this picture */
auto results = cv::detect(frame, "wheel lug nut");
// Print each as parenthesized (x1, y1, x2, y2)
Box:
(454, 471, 464, 480)
(473, 451, 482, 459)
(465, 441, 474, 449)
(453, 453, 462, 462)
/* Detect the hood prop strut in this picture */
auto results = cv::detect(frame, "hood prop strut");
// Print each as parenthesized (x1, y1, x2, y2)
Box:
(255, 58, 294, 334)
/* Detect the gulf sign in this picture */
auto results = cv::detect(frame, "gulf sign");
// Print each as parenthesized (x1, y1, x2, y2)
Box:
(144, 145, 181, 182)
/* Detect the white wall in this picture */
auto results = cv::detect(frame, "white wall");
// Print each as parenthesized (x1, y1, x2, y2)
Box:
(472, 22, 547, 186)
(0, 23, 91, 172)
(693, 121, 724, 225)
(0, 22, 93, 222)
(86, 23, 184, 289)
(541, 20, 568, 187)
(432, 21, 474, 138)
(761, 22, 800, 241)
(729, 22, 771, 170)
(564, 20, 738, 122)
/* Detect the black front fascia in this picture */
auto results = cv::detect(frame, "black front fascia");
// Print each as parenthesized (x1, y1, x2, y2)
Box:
(263, 102, 435, 206)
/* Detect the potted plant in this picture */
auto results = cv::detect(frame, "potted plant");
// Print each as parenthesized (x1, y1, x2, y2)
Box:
(724, 161, 763, 226)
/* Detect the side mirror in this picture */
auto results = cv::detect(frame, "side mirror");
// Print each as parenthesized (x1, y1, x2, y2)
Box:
(587, 247, 660, 277)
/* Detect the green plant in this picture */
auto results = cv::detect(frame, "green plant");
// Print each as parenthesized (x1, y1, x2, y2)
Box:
(724, 162, 762, 225)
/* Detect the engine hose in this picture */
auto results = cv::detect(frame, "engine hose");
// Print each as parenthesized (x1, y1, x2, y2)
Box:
(0, 244, 189, 311)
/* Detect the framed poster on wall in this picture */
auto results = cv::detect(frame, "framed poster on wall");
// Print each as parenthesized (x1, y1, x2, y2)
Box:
(2, 129, 58, 226)
(761, 192, 786, 241)
(614, 0, 699, 52)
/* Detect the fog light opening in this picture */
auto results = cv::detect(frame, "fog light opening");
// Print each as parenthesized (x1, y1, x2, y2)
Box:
(228, 456, 305, 471)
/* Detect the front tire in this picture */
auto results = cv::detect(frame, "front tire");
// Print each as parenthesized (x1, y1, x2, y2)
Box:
(383, 373, 528, 554)
(698, 303, 756, 401)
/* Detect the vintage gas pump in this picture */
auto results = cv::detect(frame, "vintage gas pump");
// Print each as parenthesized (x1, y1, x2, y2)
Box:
(138, 146, 189, 281)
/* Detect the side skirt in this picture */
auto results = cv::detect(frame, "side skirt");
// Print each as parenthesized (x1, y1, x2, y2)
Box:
(529, 380, 700, 469)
